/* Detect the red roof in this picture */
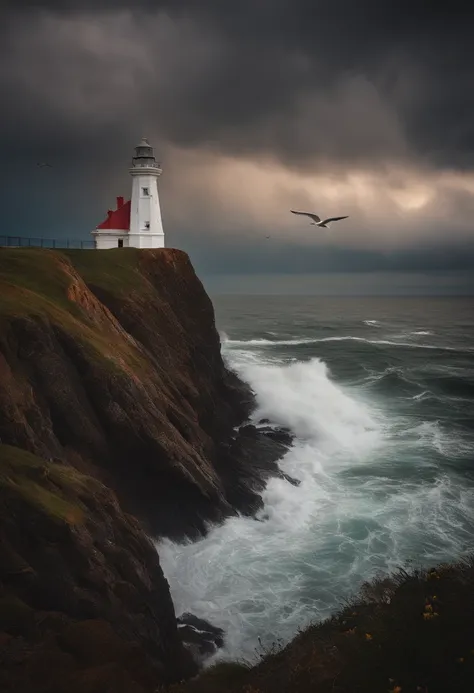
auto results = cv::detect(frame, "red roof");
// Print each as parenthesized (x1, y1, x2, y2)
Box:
(97, 196, 131, 231)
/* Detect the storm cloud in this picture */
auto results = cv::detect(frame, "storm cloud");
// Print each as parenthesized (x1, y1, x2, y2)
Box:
(1, 0, 474, 278)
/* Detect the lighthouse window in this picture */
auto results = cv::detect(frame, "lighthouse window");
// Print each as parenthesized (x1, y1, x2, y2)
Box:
(144, 221, 150, 229)
(142, 187, 149, 196)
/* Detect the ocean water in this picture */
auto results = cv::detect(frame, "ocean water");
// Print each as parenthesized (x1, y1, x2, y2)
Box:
(159, 296, 474, 665)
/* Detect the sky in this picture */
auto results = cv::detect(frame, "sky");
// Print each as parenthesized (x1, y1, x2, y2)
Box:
(1, 0, 474, 288)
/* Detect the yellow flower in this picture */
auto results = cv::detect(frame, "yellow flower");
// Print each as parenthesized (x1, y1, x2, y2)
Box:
(424, 604, 433, 612)
(389, 686, 402, 693)
(365, 633, 373, 641)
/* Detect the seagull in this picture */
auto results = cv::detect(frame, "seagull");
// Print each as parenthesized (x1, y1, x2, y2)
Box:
(290, 210, 348, 228)
(36, 162, 52, 168)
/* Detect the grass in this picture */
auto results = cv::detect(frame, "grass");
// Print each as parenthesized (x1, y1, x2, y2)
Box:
(0, 248, 153, 376)
(62, 248, 152, 299)
(0, 247, 146, 317)
(0, 248, 77, 312)
(0, 444, 104, 525)
(161, 662, 251, 693)
(166, 558, 474, 693)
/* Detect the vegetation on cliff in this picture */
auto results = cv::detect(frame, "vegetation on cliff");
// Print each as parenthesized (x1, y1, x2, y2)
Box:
(0, 247, 290, 692)
(0, 247, 263, 539)
(169, 556, 474, 693)
(2, 247, 470, 693)
(0, 442, 195, 692)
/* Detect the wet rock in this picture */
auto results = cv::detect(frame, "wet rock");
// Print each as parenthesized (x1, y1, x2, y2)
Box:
(0, 248, 297, 690)
(214, 422, 294, 519)
(177, 613, 225, 664)
(277, 471, 301, 487)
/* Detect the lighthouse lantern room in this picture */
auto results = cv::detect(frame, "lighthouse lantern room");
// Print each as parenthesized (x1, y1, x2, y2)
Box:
(92, 138, 165, 249)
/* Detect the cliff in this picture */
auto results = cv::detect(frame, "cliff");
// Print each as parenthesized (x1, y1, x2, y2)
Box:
(0, 247, 291, 692)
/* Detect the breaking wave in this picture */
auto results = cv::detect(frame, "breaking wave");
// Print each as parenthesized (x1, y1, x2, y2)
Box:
(159, 325, 474, 665)
(222, 333, 473, 353)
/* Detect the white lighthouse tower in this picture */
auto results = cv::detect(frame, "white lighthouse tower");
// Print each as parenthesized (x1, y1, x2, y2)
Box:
(92, 137, 165, 249)
(128, 137, 165, 248)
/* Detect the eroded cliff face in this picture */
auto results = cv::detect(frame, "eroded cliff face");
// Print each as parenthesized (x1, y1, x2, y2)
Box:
(0, 247, 289, 692)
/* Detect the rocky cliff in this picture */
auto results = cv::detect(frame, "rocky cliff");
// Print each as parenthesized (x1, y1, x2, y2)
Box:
(0, 247, 291, 692)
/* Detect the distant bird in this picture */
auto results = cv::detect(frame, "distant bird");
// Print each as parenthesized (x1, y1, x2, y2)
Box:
(290, 210, 348, 228)
(36, 162, 52, 168)
(265, 235, 271, 239)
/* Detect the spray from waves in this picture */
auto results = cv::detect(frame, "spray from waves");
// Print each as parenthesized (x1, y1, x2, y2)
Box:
(363, 319, 381, 326)
(159, 356, 383, 662)
(158, 344, 474, 665)
(237, 357, 380, 452)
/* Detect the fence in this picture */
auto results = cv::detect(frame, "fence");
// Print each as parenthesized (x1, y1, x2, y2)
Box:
(0, 236, 95, 250)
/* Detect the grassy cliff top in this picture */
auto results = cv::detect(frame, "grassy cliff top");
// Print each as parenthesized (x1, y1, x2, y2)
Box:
(0, 247, 187, 315)
(0, 247, 190, 374)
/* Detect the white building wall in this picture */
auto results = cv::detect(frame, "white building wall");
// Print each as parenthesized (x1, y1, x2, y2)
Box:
(129, 172, 165, 246)
(92, 230, 129, 250)
(127, 234, 165, 249)
(92, 139, 166, 250)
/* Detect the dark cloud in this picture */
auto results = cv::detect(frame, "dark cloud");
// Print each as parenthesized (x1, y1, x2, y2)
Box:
(1, 0, 474, 274)
(2, 0, 474, 168)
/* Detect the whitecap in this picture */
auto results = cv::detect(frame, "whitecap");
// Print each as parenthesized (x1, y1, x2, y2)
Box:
(158, 333, 474, 667)
(224, 335, 472, 353)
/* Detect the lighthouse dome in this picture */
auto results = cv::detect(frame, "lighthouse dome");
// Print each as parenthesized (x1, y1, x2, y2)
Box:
(134, 137, 154, 159)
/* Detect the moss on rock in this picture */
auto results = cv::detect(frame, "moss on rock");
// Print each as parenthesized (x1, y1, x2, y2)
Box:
(0, 444, 88, 525)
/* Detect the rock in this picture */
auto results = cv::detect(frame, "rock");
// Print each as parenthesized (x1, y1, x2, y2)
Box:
(177, 613, 225, 664)
(0, 248, 295, 690)
(277, 471, 301, 487)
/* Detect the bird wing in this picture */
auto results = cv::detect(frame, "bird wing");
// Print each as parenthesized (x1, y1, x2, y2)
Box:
(290, 210, 321, 223)
(321, 216, 348, 224)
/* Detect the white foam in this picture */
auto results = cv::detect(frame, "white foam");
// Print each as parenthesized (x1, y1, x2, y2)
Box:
(158, 335, 474, 666)
(240, 357, 380, 454)
(224, 334, 472, 353)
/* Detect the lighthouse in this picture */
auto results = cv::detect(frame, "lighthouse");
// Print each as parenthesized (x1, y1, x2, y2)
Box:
(92, 138, 165, 249)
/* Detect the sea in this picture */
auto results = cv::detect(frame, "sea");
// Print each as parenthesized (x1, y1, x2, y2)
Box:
(159, 294, 474, 666)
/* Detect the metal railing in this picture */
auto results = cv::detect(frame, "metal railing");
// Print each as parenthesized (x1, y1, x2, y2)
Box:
(0, 236, 95, 250)
(130, 161, 162, 169)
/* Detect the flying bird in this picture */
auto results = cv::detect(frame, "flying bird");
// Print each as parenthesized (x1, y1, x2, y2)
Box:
(290, 210, 348, 228)
(36, 162, 52, 168)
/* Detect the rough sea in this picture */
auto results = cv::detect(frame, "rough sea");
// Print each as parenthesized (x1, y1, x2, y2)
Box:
(159, 295, 474, 665)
